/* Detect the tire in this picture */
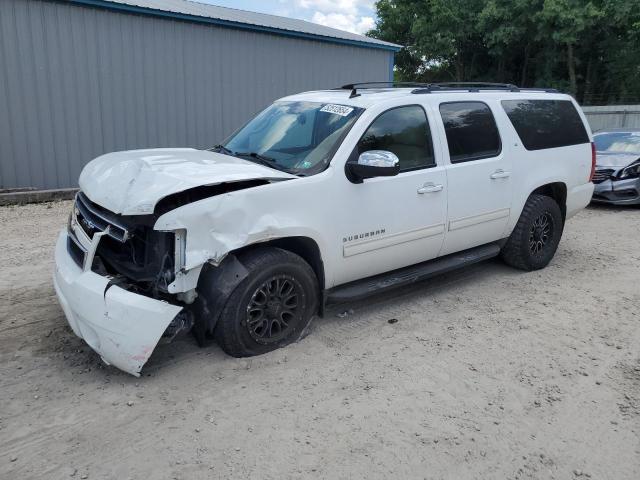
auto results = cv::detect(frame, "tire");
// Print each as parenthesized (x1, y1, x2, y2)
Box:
(213, 247, 319, 357)
(501, 194, 564, 271)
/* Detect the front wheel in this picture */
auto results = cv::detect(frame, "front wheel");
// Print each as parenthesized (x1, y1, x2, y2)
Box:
(501, 194, 564, 271)
(214, 247, 319, 357)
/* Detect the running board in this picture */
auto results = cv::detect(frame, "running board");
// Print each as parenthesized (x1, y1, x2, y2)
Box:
(325, 243, 501, 304)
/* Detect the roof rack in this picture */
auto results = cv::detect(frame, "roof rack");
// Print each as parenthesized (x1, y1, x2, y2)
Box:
(336, 81, 433, 98)
(336, 81, 558, 98)
(411, 82, 558, 94)
(416, 82, 520, 92)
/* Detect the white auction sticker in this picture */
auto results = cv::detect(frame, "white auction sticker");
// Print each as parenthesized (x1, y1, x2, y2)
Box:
(320, 104, 354, 117)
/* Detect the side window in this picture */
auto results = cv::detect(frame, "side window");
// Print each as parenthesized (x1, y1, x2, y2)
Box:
(501, 99, 589, 150)
(439, 102, 502, 163)
(357, 105, 435, 171)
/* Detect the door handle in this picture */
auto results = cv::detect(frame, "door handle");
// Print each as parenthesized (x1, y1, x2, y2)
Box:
(417, 183, 443, 194)
(490, 169, 511, 179)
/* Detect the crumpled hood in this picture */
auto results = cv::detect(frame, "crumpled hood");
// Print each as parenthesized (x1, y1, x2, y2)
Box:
(79, 148, 295, 215)
(596, 152, 640, 169)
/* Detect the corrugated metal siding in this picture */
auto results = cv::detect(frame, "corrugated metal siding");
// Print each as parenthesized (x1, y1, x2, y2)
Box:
(582, 105, 640, 132)
(0, 0, 393, 189)
(69, 0, 400, 50)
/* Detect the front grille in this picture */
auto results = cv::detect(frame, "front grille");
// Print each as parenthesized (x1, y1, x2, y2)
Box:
(592, 168, 614, 184)
(75, 192, 129, 242)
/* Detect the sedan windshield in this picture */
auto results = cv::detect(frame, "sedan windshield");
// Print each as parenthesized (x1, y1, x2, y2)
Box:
(219, 101, 362, 175)
(594, 132, 640, 154)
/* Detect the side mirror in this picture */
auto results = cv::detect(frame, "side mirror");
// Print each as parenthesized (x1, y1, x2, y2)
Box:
(346, 150, 400, 183)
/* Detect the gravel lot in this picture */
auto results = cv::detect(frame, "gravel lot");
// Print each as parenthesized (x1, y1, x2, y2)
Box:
(1, 200, 639, 480)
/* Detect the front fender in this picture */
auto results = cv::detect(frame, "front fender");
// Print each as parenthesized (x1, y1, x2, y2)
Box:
(155, 187, 328, 279)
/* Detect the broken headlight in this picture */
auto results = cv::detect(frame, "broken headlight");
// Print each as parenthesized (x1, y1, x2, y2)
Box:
(619, 160, 640, 180)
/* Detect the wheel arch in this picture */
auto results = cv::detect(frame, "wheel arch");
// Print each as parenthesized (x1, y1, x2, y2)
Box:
(234, 236, 325, 290)
(190, 236, 326, 344)
(531, 182, 567, 220)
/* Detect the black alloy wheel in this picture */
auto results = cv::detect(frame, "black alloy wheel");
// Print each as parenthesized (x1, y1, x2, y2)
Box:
(246, 275, 303, 344)
(529, 212, 553, 255)
(501, 193, 564, 271)
(213, 247, 318, 357)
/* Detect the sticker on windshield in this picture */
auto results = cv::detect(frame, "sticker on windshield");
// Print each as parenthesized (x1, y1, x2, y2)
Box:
(320, 104, 354, 117)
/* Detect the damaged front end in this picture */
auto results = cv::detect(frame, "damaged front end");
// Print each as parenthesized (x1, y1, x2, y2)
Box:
(53, 147, 299, 376)
(73, 192, 180, 296)
(54, 193, 193, 376)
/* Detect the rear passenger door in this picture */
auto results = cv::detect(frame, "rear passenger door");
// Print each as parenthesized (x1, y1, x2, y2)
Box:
(437, 101, 512, 255)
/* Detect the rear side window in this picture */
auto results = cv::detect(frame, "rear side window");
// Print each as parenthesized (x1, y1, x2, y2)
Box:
(439, 102, 502, 163)
(357, 105, 435, 171)
(501, 99, 589, 150)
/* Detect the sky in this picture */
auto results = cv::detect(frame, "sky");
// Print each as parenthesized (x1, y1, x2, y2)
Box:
(195, 0, 378, 35)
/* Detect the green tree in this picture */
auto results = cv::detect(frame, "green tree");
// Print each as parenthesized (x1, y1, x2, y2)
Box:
(478, 0, 543, 85)
(368, 0, 640, 104)
(537, 0, 602, 95)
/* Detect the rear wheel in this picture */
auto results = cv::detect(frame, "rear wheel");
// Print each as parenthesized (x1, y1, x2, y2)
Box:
(214, 247, 318, 357)
(501, 194, 564, 271)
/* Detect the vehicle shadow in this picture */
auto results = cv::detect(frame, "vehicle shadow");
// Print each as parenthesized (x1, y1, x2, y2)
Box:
(587, 201, 640, 211)
(320, 257, 513, 326)
(145, 258, 516, 376)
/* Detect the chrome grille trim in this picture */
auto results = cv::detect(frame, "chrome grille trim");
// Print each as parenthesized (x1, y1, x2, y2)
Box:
(75, 193, 130, 242)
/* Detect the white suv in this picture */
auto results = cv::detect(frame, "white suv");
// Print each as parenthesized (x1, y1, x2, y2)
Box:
(54, 82, 595, 376)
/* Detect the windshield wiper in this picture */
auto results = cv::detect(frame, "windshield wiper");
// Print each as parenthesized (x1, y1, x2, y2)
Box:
(209, 144, 234, 156)
(234, 151, 294, 174)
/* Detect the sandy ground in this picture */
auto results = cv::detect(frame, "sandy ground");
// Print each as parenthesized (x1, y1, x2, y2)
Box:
(0, 200, 639, 480)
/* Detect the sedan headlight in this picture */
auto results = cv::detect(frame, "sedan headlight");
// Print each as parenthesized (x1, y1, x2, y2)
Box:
(619, 160, 640, 180)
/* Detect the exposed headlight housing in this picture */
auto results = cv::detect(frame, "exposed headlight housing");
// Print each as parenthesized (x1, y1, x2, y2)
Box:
(619, 160, 640, 180)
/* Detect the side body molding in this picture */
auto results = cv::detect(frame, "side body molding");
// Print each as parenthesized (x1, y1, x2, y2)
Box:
(448, 208, 511, 231)
(343, 224, 445, 257)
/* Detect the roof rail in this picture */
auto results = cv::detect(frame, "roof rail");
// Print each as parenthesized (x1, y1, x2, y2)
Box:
(335, 81, 433, 99)
(411, 83, 559, 94)
(335, 81, 559, 98)
(337, 82, 434, 89)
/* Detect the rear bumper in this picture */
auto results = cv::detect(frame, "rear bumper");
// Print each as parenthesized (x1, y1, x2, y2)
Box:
(592, 178, 640, 205)
(566, 182, 595, 219)
(53, 230, 183, 376)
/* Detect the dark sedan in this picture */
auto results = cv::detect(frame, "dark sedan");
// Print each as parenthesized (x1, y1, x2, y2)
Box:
(591, 128, 640, 205)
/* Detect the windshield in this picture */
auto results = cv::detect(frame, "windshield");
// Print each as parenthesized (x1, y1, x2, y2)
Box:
(220, 101, 362, 175)
(594, 132, 640, 154)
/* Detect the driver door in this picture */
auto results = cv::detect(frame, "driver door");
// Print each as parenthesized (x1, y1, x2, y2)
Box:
(333, 104, 448, 286)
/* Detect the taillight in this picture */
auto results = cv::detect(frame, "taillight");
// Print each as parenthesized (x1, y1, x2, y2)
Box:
(589, 142, 596, 182)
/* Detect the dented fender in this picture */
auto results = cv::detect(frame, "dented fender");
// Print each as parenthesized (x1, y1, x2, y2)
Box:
(154, 180, 331, 289)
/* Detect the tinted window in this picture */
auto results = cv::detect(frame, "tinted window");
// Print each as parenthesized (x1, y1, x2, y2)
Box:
(502, 99, 589, 150)
(439, 102, 501, 163)
(357, 105, 435, 171)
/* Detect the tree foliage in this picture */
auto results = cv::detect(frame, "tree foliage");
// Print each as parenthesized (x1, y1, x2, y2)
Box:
(369, 0, 640, 104)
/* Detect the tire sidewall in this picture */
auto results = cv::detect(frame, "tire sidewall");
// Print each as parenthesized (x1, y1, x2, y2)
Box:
(219, 254, 318, 356)
(521, 196, 563, 270)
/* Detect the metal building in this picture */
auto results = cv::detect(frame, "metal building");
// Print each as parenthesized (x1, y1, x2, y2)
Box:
(581, 105, 640, 131)
(0, 0, 399, 189)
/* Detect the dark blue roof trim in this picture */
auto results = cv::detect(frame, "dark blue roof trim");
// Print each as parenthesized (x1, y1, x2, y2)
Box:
(66, 0, 401, 52)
